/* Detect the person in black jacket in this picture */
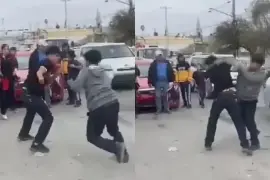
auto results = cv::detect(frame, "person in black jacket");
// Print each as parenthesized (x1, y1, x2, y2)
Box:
(148, 50, 174, 117)
(9, 47, 19, 111)
(203, 55, 252, 156)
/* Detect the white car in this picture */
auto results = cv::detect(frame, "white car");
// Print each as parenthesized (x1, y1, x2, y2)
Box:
(79, 42, 135, 87)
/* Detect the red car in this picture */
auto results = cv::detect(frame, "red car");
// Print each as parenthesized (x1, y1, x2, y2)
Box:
(136, 59, 180, 109)
(15, 51, 65, 102)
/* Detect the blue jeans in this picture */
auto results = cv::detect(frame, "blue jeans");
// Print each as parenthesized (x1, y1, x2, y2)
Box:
(155, 81, 169, 112)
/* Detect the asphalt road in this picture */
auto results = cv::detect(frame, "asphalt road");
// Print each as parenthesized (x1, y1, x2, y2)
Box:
(2, 88, 270, 180)
(0, 89, 135, 180)
(136, 92, 270, 180)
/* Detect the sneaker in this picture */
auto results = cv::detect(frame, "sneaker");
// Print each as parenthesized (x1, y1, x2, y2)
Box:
(200, 103, 205, 108)
(187, 104, 192, 109)
(242, 147, 253, 156)
(1, 114, 7, 120)
(164, 109, 171, 114)
(123, 149, 129, 163)
(250, 144, 260, 151)
(205, 145, 212, 151)
(30, 143, 50, 153)
(66, 102, 74, 105)
(18, 134, 34, 141)
(115, 142, 125, 163)
(74, 103, 81, 108)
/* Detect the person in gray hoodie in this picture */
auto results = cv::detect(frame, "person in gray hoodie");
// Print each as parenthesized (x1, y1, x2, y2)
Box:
(217, 53, 270, 150)
(67, 50, 129, 163)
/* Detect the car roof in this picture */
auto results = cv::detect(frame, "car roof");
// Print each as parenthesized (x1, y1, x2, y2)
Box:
(81, 42, 126, 48)
(136, 59, 153, 65)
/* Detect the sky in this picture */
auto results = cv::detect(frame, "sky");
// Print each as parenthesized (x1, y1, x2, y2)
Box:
(0, 0, 253, 36)
(135, 0, 253, 36)
(0, 0, 126, 30)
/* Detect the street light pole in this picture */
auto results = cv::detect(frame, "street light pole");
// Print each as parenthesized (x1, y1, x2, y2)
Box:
(160, 6, 171, 49)
(231, 0, 238, 57)
(61, 0, 70, 29)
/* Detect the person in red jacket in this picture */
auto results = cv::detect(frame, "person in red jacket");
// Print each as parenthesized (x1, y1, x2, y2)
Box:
(0, 44, 17, 119)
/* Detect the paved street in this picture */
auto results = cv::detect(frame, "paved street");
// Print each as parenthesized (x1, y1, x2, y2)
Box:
(0, 89, 135, 180)
(136, 92, 270, 180)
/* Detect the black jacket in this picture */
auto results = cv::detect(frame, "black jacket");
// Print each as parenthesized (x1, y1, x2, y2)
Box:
(206, 63, 234, 98)
(148, 59, 174, 86)
(28, 49, 40, 72)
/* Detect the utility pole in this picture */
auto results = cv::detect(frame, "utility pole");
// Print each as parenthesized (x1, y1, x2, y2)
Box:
(232, 0, 238, 57)
(160, 6, 171, 50)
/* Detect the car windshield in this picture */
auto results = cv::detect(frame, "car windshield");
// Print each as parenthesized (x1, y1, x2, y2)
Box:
(137, 64, 149, 77)
(142, 48, 168, 59)
(17, 56, 29, 70)
(81, 45, 134, 59)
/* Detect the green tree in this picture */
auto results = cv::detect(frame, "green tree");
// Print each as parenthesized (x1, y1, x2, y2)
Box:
(109, 0, 135, 46)
(213, 18, 262, 55)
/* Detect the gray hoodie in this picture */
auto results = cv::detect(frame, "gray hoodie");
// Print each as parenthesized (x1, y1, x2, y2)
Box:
(214, 59, 270, 101)
(236, 66, 270, 101)
(67, 65, 117, 111)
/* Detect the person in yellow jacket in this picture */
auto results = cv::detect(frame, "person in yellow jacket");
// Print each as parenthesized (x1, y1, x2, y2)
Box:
(175, 53, 193, 108)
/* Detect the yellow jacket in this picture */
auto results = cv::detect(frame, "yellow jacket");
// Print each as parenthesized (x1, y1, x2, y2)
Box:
(61, 58, 69, 74)
(175, 62, 193, 82)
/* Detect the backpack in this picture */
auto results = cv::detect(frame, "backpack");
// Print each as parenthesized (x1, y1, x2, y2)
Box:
(156, 62, 167, 81)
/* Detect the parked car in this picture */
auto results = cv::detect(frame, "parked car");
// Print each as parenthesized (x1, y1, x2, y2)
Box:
(136, 59, 180, 109)
(79, 43, 135, 87)
(15, 51, 65, 102)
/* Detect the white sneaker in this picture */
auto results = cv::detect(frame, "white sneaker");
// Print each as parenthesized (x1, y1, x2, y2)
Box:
(1, 114, 8, 120)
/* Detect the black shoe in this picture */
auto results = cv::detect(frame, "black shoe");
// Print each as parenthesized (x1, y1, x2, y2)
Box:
(18, 134, 34, 141)
(205, 145, 212, 151)
(250, 144, 260, 151)
(123, 149, 129, 163)
(74, 103, 81, 107)
(164, 109, 171, 114)
(115, 142, 125, 163)
(242, 147, 253, 156)
(30, 143, 50, 153)
(187, 104, 192, 109)
(66, 102, 74, 105)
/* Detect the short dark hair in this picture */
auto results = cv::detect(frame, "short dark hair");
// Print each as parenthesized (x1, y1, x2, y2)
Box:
(68, 50, 76, 58)
(251, 53, 265, 66)
(10, 47, 17, 51)
(1, 44, 8, 50)
(84, 50, 102, 64)
(46, 45, 61, 55)
(204, 55, 217, 65)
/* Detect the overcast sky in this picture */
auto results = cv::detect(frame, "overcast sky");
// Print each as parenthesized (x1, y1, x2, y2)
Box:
(0, 0, 252, 36)
(0, 0, 125, 30)
(135, 0, 253, 36)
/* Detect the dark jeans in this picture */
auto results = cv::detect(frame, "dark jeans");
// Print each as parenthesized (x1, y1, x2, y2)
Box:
(19, 94, 54, 144)
(238, 100, 259, 145)
(179, 82, 191, 106)
(197, 85, 206, 104)
(87, 101, 124, 154)
(205, 91, 249, 148)
(0, 88, 13, 114)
